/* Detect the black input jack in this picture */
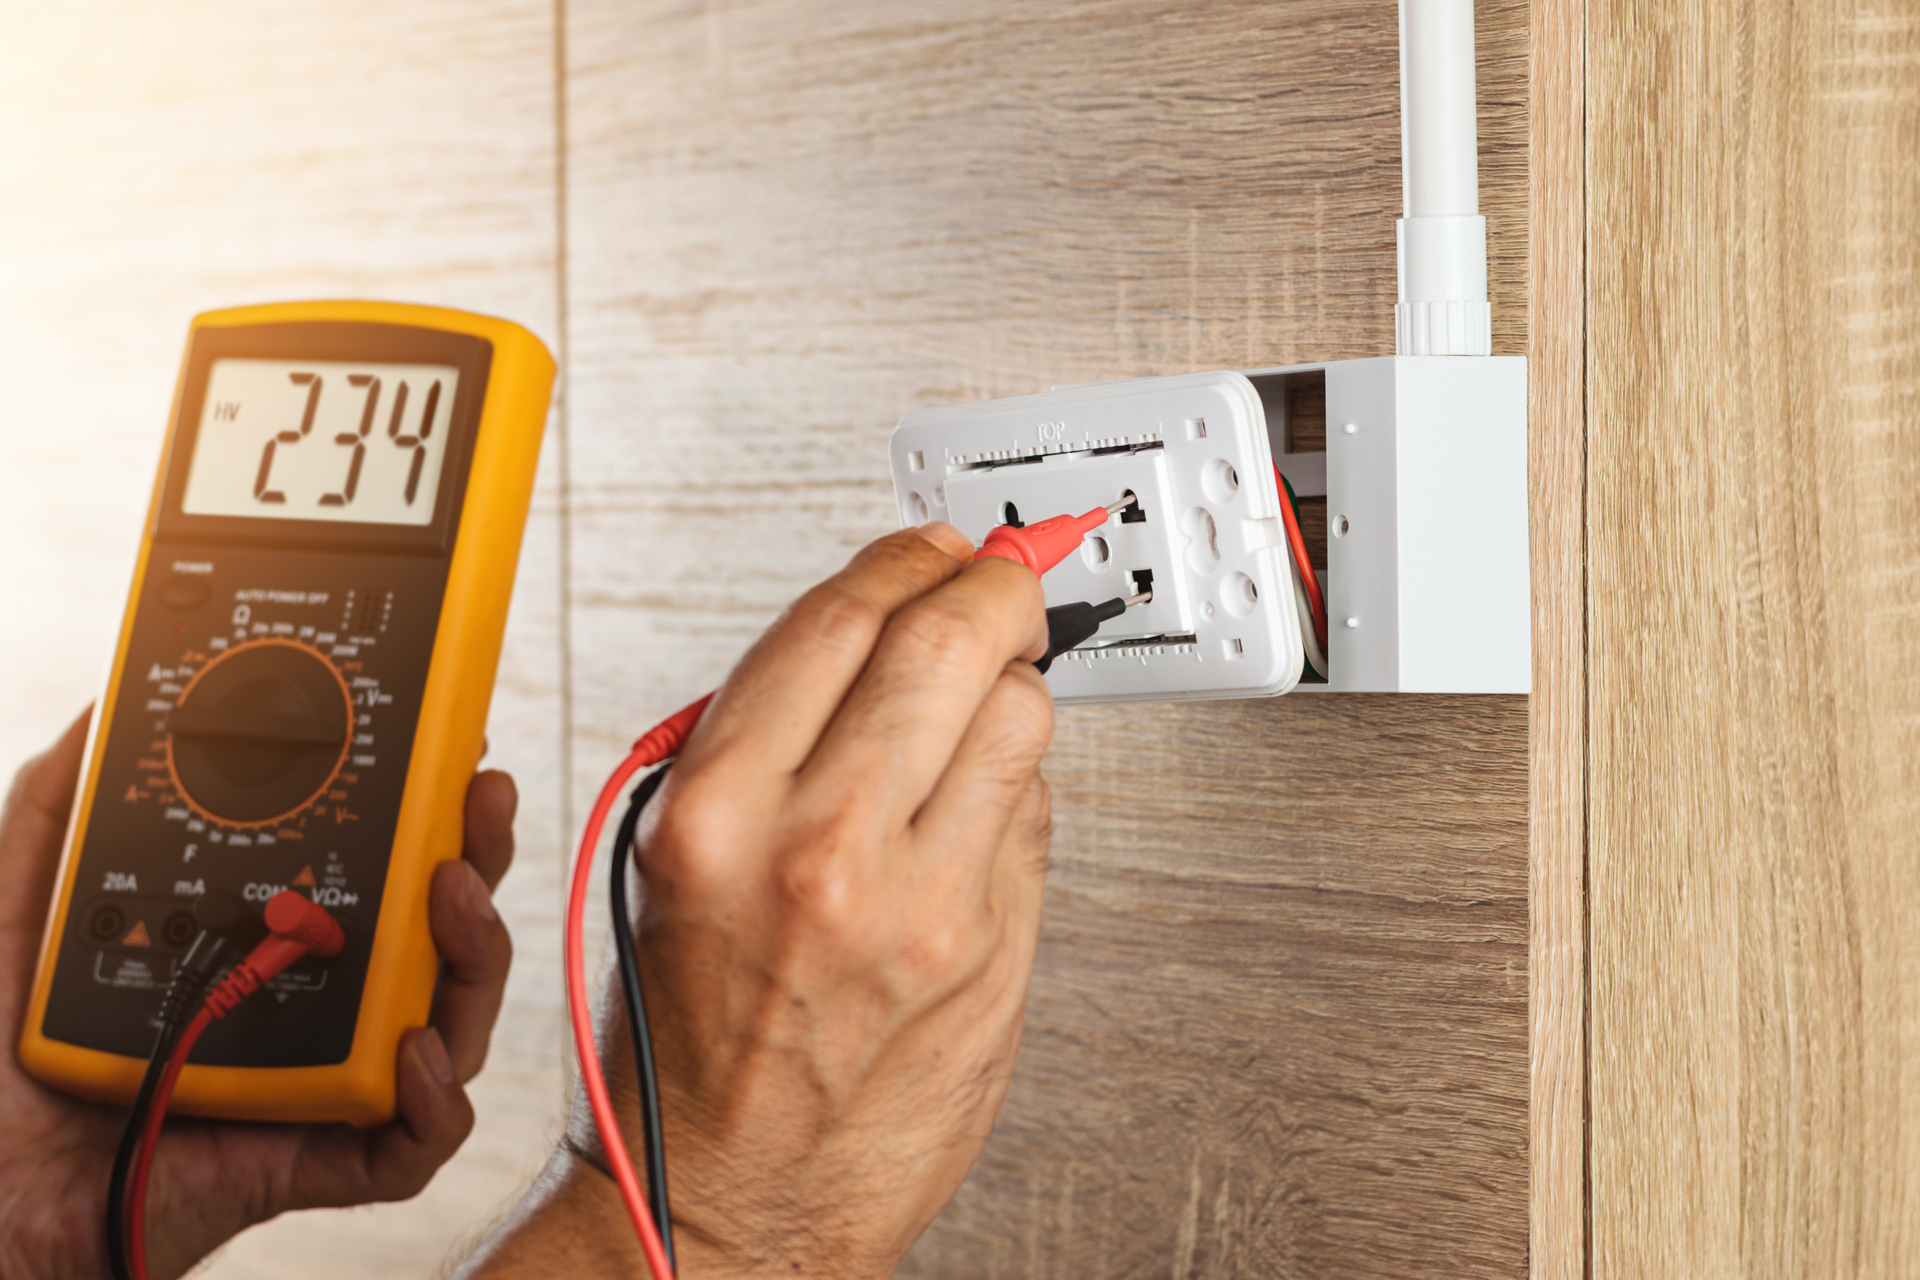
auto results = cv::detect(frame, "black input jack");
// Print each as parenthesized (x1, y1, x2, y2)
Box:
(88, 905, 125, 942)
(1119, 490, 1146, 523)
(162, 912, 197, 947)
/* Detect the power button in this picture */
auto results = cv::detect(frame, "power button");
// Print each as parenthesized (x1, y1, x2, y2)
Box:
(158, 576, 212, 610)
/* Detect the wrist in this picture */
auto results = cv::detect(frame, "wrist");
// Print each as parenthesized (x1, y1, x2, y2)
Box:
(550, 1144, 891, 1280)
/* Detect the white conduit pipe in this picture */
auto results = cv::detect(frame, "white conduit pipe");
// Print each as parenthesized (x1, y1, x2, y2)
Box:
(1396, 0, 1491, 355)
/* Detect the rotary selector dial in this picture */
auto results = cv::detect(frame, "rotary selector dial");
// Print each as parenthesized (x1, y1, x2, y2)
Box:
(165, 638, 355, 827)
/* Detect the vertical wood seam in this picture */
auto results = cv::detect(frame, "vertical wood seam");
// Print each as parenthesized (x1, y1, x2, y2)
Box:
(552, 0, 575, 857)
(1529, 0, 1589, 1275)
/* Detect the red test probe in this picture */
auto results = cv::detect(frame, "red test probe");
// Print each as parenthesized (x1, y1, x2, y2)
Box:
(974, 493, 1137, 574)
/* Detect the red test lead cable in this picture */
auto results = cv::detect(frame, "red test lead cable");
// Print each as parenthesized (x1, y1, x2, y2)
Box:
(566, 692, 713, 1280)
(125, 892, 346, 1280)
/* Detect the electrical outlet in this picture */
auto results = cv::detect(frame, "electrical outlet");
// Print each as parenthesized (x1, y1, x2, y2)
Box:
(890, 356, 1529, 704)
(890, 372, 1305, 705)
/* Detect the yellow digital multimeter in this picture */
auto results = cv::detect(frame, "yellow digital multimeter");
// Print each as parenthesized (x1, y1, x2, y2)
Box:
(18, 300, 554, 1126)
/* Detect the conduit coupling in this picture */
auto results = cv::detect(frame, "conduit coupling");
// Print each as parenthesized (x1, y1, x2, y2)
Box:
(1396, 0, 1490, 356)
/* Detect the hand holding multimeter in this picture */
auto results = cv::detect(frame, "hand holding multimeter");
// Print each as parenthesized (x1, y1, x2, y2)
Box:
(0, 711, 518, 1280)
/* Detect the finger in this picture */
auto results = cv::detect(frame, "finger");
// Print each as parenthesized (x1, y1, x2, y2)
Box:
(282, 1027, 474, 1209)
(909, 662, 1055, 892)
(427, 858, 513, 1082)
(677, 524, 973, 780)
(800, 557, 1048, 828)
(0, 707, 92, 942)
(463, 769, 518, 891)
(1004, 768, 1055, 886)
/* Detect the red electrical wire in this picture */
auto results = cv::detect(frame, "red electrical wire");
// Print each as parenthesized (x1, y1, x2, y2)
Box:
(566, 692, 712, 1280)
(125, 894, 343, 1280)
(1275, 462, 1329, 651)
(126, 1009, 212, 1280)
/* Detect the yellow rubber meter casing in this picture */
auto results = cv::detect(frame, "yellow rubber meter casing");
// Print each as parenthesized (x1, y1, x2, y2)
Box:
(18, 300, 553, 1125)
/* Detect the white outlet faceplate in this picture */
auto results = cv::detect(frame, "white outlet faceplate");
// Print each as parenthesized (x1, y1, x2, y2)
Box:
(890, 356, 1531, 704)
(891, 372, 1305, 704)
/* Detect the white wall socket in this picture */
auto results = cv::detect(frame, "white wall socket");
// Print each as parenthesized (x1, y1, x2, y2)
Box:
(888, 356, 1529, 704)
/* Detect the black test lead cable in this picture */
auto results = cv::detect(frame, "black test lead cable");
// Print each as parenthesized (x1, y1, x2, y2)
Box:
(106, 894, 259, 1280)
(610, 765, 676, 1272)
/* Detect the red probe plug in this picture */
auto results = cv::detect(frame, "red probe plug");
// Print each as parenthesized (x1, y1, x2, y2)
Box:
(974, 493, 1137, 575)
(203, 891, 345, 1016)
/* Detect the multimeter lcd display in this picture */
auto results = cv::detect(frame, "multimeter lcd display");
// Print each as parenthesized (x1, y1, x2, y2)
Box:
(181, 358, 461, 527)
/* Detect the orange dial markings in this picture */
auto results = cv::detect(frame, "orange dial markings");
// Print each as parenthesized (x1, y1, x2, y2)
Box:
(163, 637, 357, 831)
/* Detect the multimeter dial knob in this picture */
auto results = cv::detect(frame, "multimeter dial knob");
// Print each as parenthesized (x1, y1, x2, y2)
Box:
(166, 639, 354, 826)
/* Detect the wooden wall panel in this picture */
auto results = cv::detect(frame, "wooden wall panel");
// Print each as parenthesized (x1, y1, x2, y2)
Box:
(564, 1, 1535, 1274)
(1586, 0, 1920, 1274)
(0, 4, 566, 1275)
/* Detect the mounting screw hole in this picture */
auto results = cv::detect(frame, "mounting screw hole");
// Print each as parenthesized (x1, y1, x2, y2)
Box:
(1222, 571, 1259, 617)
(1333, 513, 1350, 538)
(1202, 458, 1240, 504)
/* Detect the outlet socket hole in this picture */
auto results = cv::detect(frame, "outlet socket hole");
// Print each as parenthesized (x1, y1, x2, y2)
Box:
(907, 450, 926, 472)
(907, 492, 929, 523)
(1119, 490, 1146, 524)
(1000, 501, 1024, 528)
(1129, 568, 1155, 598)
(1224, 638, 1246, 660)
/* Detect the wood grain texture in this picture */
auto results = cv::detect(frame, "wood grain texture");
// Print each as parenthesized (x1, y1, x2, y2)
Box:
(1527, 0, 1586, 1275)
(563, 0, 1535, 1273)
(1586, 0, 1920, 1275)
(0, 3, 567, 1275)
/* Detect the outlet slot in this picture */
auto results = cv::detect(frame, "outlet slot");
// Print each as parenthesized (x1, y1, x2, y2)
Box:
(1130, 568, 1154, 598)
(1000, 500, 1025, 528)
(1119, 489, 1146, 523)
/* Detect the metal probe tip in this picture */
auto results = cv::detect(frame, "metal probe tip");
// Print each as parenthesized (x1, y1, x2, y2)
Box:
(1122, 590, 1153, 608)
(1105, 492, 1139, 516)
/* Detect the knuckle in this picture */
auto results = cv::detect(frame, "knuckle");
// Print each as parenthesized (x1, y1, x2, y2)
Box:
(1022, 773, 1055, 847)
(786, 582, 889, 658)
(774, 841, 855, 927)
(995, 666, 1056, 749)
(886, 597, 991, 677)
(894, 916, 975, 987)
(640, 775, 736, 899)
